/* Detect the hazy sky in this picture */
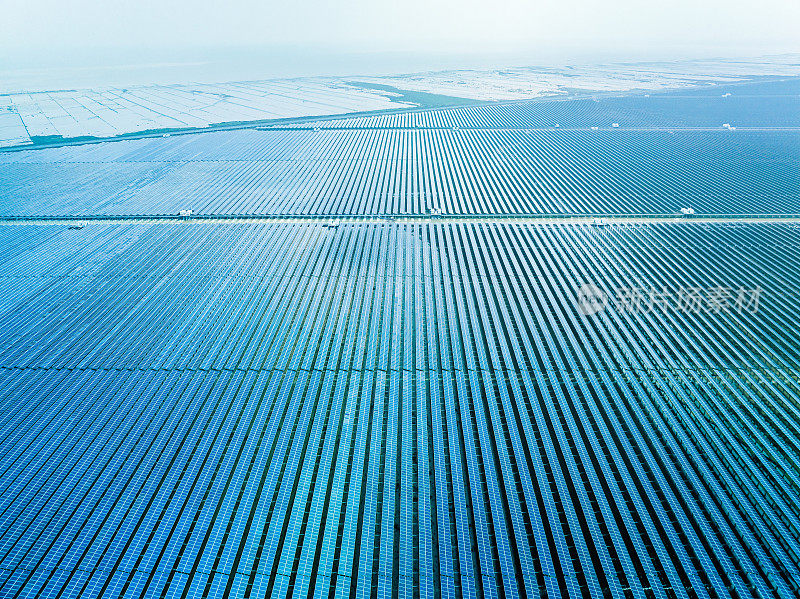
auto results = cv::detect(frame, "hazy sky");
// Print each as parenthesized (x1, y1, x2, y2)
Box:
(3, 0, 799, 58)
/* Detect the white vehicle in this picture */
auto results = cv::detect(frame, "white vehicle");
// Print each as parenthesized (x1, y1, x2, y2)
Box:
(179, 209, 193, 217)
(680, 207, 695, 215)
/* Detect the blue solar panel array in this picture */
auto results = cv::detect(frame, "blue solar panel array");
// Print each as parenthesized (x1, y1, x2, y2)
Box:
(1, 130, 797, 217)
(1, 77, 799, 218)
(1, 84, 800, 598)
(274, 81, 800, 130)
(0, 221, 799, 598)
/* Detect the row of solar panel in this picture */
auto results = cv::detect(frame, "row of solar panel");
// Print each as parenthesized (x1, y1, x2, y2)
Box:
(1, 129, 798, 216)
(1, 363, 798, 598)
(0, 222, 798, 598)
(266, 87, 800, 130)
(0, 223, 798, 372)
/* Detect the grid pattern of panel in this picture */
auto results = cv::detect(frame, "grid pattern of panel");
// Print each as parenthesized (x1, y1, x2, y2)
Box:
(0, 222, 799, 599)
(1, 129, 798, 216)
(272, 81, 800, 130)
(0, 79, 411, 148)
